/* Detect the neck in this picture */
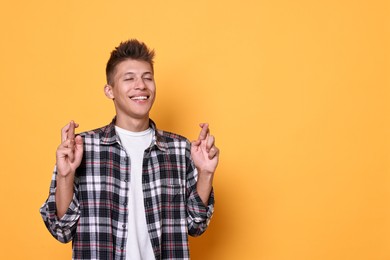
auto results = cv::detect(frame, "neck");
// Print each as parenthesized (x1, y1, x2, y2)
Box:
(115, 115, 150, 132)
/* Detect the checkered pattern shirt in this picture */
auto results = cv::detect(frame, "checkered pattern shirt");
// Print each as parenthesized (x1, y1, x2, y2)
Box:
(40, 119, 215, 260)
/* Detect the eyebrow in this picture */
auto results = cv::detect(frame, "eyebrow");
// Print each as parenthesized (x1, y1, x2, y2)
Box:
(122, 71, 153, 77)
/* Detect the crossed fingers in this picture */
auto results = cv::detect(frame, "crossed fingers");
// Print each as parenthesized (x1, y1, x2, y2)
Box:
(197, 123, 219, 160)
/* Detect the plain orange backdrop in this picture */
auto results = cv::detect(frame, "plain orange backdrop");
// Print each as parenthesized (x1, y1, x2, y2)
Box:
(0, 0, 389, 259)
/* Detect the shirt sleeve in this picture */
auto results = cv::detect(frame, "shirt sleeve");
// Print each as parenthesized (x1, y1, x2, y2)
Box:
(185, 142, 215, 237)
(39, 167, 80, 243)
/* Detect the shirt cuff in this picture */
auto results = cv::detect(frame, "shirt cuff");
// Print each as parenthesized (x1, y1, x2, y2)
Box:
(58, 194, 80, 226)
(47, 191, 80, 230)
(188, 188, 215, 223)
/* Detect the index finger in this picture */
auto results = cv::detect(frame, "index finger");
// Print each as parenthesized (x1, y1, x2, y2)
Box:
(198, 123, 209, 141)
(61, 120, 78, 142)
(67, 121, 76, 140)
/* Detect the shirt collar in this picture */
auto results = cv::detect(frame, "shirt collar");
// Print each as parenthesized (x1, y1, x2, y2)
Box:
(100, 117, 168, 152)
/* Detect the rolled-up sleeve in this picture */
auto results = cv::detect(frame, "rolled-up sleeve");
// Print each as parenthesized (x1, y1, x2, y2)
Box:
(40, 168, 80, 243)
(187, 186, 215, 236)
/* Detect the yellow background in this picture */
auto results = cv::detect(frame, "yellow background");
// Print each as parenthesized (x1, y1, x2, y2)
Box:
(0, 0, 389, 259)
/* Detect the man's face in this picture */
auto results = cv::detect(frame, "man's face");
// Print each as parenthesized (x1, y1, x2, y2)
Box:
(105, 59, 156, 122)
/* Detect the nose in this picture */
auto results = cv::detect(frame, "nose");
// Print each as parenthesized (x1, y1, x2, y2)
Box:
(135, 78, 146, 90)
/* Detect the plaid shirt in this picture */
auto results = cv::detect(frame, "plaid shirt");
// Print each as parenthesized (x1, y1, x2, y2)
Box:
(40, 119, 214, 260)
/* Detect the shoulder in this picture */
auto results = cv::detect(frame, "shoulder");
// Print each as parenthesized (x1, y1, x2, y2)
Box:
(78, 125, 106, 136)
(77, 124, 110, 142)
(156, 129, 192, 150)
(158, 129, 188, 142)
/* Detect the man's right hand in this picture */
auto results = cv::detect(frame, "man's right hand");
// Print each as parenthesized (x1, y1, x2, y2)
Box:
(56, 121, 83, 178)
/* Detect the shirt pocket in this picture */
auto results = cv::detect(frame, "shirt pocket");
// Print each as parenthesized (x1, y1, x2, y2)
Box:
(162, 184, 184, 203)
(161, 184, 186, 222)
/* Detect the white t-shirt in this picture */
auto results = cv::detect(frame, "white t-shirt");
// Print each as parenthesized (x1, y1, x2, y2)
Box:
(115, 126, 155, 260)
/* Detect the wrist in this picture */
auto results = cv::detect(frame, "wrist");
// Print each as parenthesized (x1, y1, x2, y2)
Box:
(56, 172, 75, 186)
(197, 171, 214, 181)
(196, 171, 214, 190)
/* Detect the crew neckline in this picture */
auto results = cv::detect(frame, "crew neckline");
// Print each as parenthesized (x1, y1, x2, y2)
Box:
(115, 125, 152, 137)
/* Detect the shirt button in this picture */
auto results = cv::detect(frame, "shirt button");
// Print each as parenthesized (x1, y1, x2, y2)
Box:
(123, 202, 127, 206)
(122, 224, 126, 228)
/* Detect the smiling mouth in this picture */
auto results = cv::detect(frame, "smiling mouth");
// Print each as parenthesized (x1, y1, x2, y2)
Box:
(130, 96, 149, 101)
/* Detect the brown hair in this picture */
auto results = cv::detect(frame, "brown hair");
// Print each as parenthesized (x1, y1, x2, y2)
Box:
(106, 39, 155, 85)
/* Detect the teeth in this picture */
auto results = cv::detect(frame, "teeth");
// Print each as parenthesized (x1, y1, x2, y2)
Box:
(131, 96, 148, 100)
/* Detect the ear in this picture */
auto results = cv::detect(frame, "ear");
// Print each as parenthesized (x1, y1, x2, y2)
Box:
(104, 84, 114, 99)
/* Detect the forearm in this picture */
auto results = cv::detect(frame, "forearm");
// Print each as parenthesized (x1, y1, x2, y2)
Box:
(196, 172, 214, 206)
(55, 174, 75, 219)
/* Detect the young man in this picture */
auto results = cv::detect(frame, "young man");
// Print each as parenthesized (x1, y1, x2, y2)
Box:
(40, 39, 219, 260)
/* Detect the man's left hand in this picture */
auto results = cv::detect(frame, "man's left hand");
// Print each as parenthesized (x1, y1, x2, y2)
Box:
(191, 123, 219, 174)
